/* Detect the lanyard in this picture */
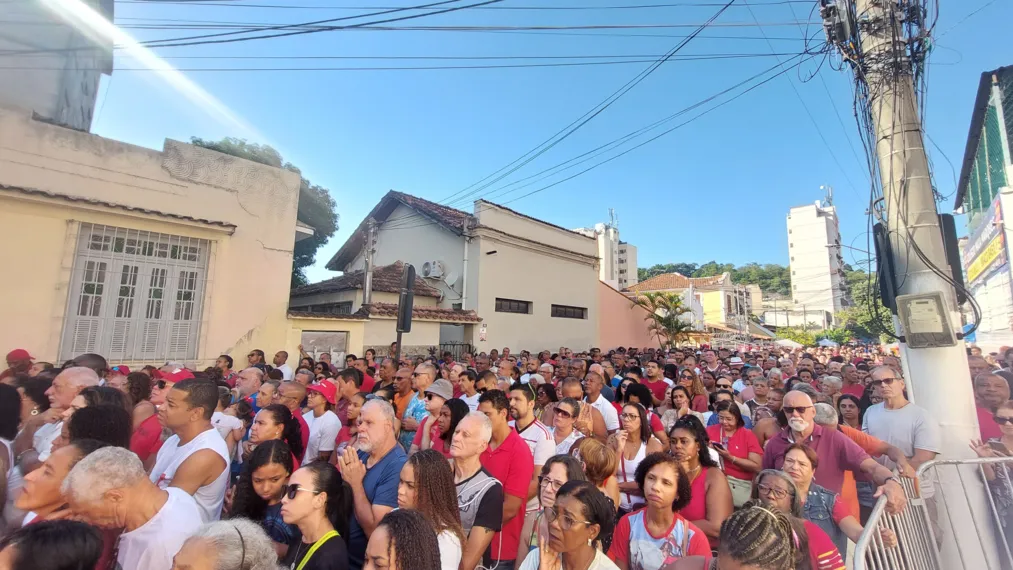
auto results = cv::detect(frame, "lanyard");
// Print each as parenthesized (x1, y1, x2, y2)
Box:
(294, 530, 339, 570)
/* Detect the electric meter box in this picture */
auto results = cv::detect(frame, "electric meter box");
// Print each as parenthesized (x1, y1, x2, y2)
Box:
(895, 292, 957, 349)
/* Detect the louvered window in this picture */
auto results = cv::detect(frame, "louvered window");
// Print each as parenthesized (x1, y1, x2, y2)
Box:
(61, 224, 211, 362)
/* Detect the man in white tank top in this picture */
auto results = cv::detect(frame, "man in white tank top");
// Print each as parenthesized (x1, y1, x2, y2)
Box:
(149, 377, 230, 522)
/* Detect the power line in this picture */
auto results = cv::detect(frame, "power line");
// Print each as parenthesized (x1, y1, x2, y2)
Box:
(430, 0, 740, 212)
(106, 0, 815, 8)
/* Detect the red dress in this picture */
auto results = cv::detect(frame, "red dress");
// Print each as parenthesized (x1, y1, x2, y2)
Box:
(679, 466, 709, 522)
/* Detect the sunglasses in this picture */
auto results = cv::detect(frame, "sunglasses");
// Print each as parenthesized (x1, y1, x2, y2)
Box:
(284, 484, 321, 500)
(425, 393, 443, 401)
(680, 375, 694, 380)
(555, 408, 574, 419)
(155, 380, 169, 390)
(716, 384, 732, 389)
(995, 416, 1013, 425)
(871, 377, 899, 386)
(783, 406, 812, 415)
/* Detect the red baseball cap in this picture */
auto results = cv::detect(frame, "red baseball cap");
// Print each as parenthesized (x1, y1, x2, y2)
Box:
(163, 369, 195, 384)
(110, 365, 131, 376)
(307, 381, 337, 405)
(7, 349, 32, 361)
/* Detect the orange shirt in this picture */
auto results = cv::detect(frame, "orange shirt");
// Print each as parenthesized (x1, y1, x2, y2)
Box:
(838, 424, 888, 519)
(393, 390, 416, 418)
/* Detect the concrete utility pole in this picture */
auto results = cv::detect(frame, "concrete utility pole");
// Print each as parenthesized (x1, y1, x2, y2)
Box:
(363, 218, 378, 305)
(832, 0, 997, 565)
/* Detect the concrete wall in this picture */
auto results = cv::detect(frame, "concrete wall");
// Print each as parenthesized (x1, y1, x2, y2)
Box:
(619, 243, 638, 289)
(286, 316, 366, 362)
(0, 0, 109, 131)
(346, 204, 465, 308)
(471, 203, 600, 351)
(364, 318, 442, 350)
(0, 105, 302, 367)
(787, 203, 846, 316)
(597, 282, 658, 350)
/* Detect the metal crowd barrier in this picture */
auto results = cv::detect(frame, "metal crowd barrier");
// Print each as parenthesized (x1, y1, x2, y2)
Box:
(854, 457, 1013, 570)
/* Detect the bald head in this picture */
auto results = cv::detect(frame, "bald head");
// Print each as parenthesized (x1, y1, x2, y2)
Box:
(783, 390, 815, 408)
(47, 367, 100, 409)
(278, 381, 307, 412)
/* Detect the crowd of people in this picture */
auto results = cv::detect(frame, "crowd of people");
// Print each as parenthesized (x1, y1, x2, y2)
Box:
(0, 339, 1002, 570)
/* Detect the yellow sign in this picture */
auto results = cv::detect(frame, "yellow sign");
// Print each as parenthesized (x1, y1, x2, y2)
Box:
(967, 234, 1005, 283)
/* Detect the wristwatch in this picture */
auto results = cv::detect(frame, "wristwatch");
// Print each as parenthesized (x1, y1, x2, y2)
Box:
(885, 476, 902, 486)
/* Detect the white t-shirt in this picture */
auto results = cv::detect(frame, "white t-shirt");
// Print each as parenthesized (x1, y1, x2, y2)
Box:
(149, 427, 231, 522)
(863, 402, 941, 497)
(277, 363, 294, 381)
(437, 529, 463, 570)
(585, 394, 620, 431)
(516, 420, 556, 512)
(210, 412, 243, 441)
(33, 421, 62, 462)
(460, 392, 481, 412)
(118, 487, 203, 570)
(519, 548, 619, 570)
(302, 410, 341, 463)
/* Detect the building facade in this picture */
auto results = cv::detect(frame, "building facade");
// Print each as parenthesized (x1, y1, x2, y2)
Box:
(787, 201, 849, 320)
(324, 192, 601, 351)
(955, 66, 1013, 351)
(573, 222, 639, 290)
(0, 0, 113, 132)
(0, 104, 308, 366)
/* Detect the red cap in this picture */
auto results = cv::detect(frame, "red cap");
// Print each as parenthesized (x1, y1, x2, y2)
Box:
(110, 365, 131, 376)
(307, 381, 337, 405)
(163, 369, 195, 384)
(7, 349, 32, 361)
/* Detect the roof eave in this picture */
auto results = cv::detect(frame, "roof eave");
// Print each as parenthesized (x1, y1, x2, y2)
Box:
(954, 67, 1010, 211)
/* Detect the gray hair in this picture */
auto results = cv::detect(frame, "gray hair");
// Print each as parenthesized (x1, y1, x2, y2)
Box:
(295, 369, 314, 381)
(187, 518, 279, 570)
(767, 367, 782, 379)
(528, 374, 545, 385)
(59, 367, 101, 389)
(752, 469, 803, 517)
(241, 367, 265, 382)
(362, 399, 396, 427)
(416, 363, 438, 378)
(62, 447, 146, 503)
(813, 403, 839, 426)
(558, 397, 581, 418)
(821, 376, 843, 391)
(790, 383, 820, 402)
(461, 411, 493, 443)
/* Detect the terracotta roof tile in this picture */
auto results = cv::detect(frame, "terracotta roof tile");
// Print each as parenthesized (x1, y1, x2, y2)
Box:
(390, 191, 472, 233)
(291, 261, 441, 298)
(365, 302, 482, 323)
(287, 310, 369, 321)
(624, 272, 727, 293)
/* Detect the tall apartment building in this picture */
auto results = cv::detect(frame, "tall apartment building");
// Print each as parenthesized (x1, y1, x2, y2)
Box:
(786, 201, 848, 324)
(574, 222, 638, 290)
(0, 0, 114, 131)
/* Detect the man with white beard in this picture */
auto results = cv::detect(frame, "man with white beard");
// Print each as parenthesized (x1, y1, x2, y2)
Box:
(761, 390, 908, 514)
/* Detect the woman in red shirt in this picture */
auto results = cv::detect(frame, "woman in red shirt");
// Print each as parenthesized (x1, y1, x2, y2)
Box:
(706, 400, 762, 508)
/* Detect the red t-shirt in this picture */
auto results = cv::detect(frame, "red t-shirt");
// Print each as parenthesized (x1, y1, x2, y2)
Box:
(707, 424, 762, 481)
(648, 411, 664, 435)
(691, 394, 709, 414)
(360, 374, 376, 393)
(642, 379, 670, 402)
(978, 406, 1002, 441)
(129, 413, 164, 461)
(841, 384, 865, 398)
(804, 520, 846, 570)
(480, 430, 534, 562)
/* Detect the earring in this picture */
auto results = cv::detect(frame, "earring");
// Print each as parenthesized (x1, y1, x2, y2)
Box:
(30, 408, 39, 416)
(587, 538, 592, 546)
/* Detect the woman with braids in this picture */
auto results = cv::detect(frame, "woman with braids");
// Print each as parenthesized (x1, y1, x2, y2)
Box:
(665, 502, 802, 570)
(364, 509, 442, 570)
(280, 461, 353, 570)
(521, 480, 619, 570)
(229, 440, 300, 558)
(396, 449, 465, 570)
(244, 404, 305, 469)
(667, 415, 732, 547)
(606, 452, 710, 570)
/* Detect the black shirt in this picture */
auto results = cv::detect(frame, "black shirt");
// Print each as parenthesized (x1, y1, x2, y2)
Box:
(282, 533, 349, 570)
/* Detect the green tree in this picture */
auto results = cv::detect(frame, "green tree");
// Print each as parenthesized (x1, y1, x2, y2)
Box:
(190, 137, 339, 287)
(631, 292, 696, 348)
(777, 327, 818, 346)
(636, 261, 791, 297)
(834, 267, 894, 342)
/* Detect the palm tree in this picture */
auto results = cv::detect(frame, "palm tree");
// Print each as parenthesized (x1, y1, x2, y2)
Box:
(631, 291, 695, 348)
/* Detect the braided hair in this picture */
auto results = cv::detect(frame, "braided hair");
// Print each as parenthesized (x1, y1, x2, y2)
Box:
(718, 502, 799, 570)
(404, 449, 465, 548)
(376, 509, 442, 570)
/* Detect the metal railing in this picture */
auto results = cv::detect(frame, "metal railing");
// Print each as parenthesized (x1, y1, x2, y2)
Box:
(855, 456, 1013, 570)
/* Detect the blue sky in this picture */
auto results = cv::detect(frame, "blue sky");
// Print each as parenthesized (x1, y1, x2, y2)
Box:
(90, 0, 1009, 283)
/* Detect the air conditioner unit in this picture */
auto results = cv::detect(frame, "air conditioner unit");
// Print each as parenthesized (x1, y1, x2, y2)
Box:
(421, 260, 445, 279)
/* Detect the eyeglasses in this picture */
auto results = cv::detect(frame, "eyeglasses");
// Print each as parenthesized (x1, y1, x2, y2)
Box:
(544, 506, 591, 530)
(757, 483, 790, 500)
(555, 408, 574, 419)
(539, 476, 566, 491)
(680, 375, 694, 380)
(620, 413, 639, 421)
(716, 384, 732, 390)
(871, 377, 899, 386)
(995, 416, 1013, 425)
(782, 406, 812, 415)
(284, 484, 321, 500)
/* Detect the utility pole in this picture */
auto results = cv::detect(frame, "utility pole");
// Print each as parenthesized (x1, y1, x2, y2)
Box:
(363, 218, 378, 305)
(823, 0, 997, 564)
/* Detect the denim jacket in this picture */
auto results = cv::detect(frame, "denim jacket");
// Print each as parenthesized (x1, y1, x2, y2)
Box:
(804, 483, 849, 559)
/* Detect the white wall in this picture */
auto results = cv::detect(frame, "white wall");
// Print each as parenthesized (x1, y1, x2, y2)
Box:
(787, 203, 846, 316)
(619, 243, 638, 289)
(345, 204, 467, 309)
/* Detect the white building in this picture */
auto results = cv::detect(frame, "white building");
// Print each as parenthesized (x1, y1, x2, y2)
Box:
(319, 191, 601, 352)
(574, 222, 638, 290)
(787, 201, 849, 321)
(0, 0, 113, 132)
